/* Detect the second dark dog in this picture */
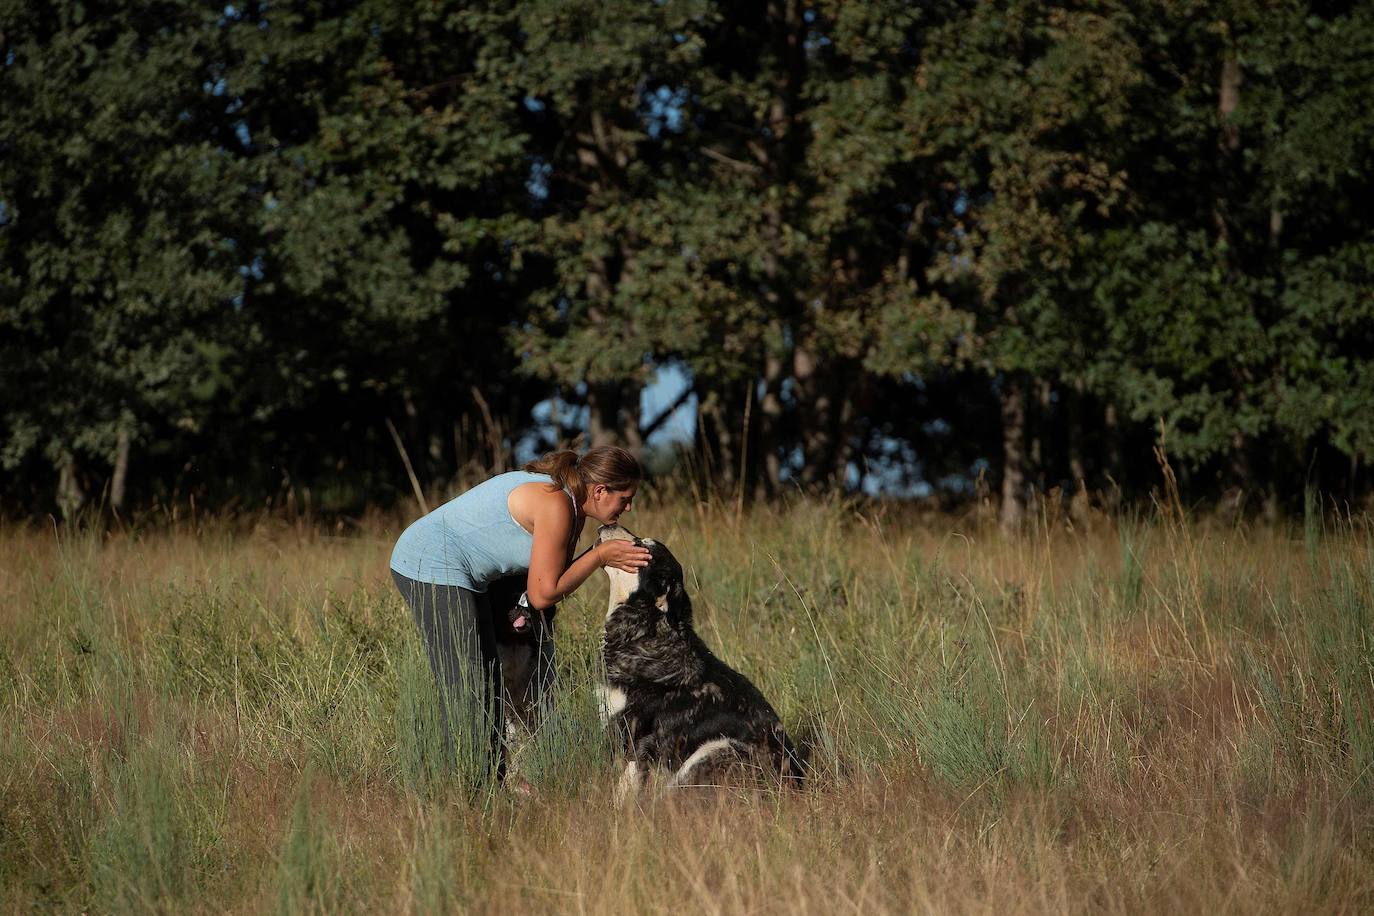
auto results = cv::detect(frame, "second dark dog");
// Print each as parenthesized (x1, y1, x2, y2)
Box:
(485, 575, 555, 746)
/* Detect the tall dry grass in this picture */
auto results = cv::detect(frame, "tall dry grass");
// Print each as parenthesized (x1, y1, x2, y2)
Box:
(2, 496, 1372, 913)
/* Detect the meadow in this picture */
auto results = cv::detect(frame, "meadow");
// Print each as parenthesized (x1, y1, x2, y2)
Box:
(2, 495, 1372, 913)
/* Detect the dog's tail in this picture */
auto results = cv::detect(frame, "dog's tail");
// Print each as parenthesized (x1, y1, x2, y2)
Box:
(774, 722, 813, 785)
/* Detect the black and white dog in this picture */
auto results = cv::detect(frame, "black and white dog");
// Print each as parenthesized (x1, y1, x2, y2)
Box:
(597, 524, 806, 800)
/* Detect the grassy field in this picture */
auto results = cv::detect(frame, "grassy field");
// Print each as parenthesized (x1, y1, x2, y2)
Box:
(2, 496, 1373, 913)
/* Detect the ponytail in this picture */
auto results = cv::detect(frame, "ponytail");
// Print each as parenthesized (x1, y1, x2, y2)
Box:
(524, 449, 585, 503)
(524, 446, 643, 505)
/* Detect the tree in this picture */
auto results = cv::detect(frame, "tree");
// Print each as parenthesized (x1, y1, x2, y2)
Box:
(1083, 0, 1374, 512)
(506, 0, 727, 453)
(1, 0, 245, 515)
(905, 0, 1141, 528)
(213, 0, 539, 499)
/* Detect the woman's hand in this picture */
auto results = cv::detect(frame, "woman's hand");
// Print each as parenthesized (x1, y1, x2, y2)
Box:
(596, 540, 652, 573)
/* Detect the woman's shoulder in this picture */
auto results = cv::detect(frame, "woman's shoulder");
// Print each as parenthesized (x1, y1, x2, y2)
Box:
(425, 470, 552, 516)
(497, 469, 554, 485)
(508, 474, 574, 529)
(466, 469, 553, 493)
(509, 475, 567, 504)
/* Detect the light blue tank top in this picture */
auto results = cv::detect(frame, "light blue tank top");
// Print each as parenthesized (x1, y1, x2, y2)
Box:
(389, 471, 574, 590)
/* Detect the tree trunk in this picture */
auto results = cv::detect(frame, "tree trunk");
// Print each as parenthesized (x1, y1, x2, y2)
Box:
(794, 348, 860, 493)
(618, 386, 644, 455)
(755, 342, 786, 497)
(1213, 54, 1242, 243)
(1103, 401, 1122, 511)
(1226, 429, 1253, 520)
(743, 1, 805, 500)
(1028, 376, 1052, 492)
(833, 381, 858, 492)
(1218, 48, 1253, 514)
(111, 427, 131, 512)
(1066, 380, 1087, 486)
(793, 344, 825, 489)
(587, 381, 642, 452)
(1066, 380, 1090, 525)
(698, 388, 736, 495)
(1000, 375, 1027, 533)
(57, 457, 85, 520)
(1253, 439, 1280, 524)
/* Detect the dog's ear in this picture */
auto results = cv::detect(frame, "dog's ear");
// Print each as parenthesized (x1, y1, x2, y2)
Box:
(632, 563, 661, 606)
(661, 580, 690, 621)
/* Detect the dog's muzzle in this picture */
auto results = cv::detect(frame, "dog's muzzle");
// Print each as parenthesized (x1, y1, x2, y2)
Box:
(598, 524, 642, 614)
(597, 523, 637, 544)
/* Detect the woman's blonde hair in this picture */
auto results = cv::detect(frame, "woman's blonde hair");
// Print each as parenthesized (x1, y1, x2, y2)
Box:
(523, 446, 643, 504)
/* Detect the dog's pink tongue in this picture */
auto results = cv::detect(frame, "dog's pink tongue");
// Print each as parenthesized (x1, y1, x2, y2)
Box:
(512, 614, 529, 631)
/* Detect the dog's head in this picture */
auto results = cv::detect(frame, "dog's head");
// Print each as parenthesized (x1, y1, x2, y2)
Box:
(598, 524, 690, 623)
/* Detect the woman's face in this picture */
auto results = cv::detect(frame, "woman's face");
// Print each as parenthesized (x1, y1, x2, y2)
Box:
(586, 483, 638, 524)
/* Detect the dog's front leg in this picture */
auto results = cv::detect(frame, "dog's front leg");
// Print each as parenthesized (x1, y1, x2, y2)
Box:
(595, 683, 629, 726)
(613, 759, 644, 807)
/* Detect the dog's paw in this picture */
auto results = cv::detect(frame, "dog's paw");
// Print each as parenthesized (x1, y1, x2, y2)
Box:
(613, 760, 643, 808)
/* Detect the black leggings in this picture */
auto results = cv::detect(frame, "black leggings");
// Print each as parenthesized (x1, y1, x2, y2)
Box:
(391, 571, 503, 777)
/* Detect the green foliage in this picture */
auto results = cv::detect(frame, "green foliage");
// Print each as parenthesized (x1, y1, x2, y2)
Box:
(0, 0, 245, 484)
(88, 724, 226, 913)
(7, 505, 1374, 908)
(392, 632, 500, 798)
(3, 0, 1374, 511)
(273, 774, 349, 916)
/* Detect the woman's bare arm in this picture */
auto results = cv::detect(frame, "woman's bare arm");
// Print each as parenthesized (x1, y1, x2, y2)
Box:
(523, 487, 648, 608)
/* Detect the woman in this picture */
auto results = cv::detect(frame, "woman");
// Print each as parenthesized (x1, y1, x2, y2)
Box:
(389, 446, 651, 777)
